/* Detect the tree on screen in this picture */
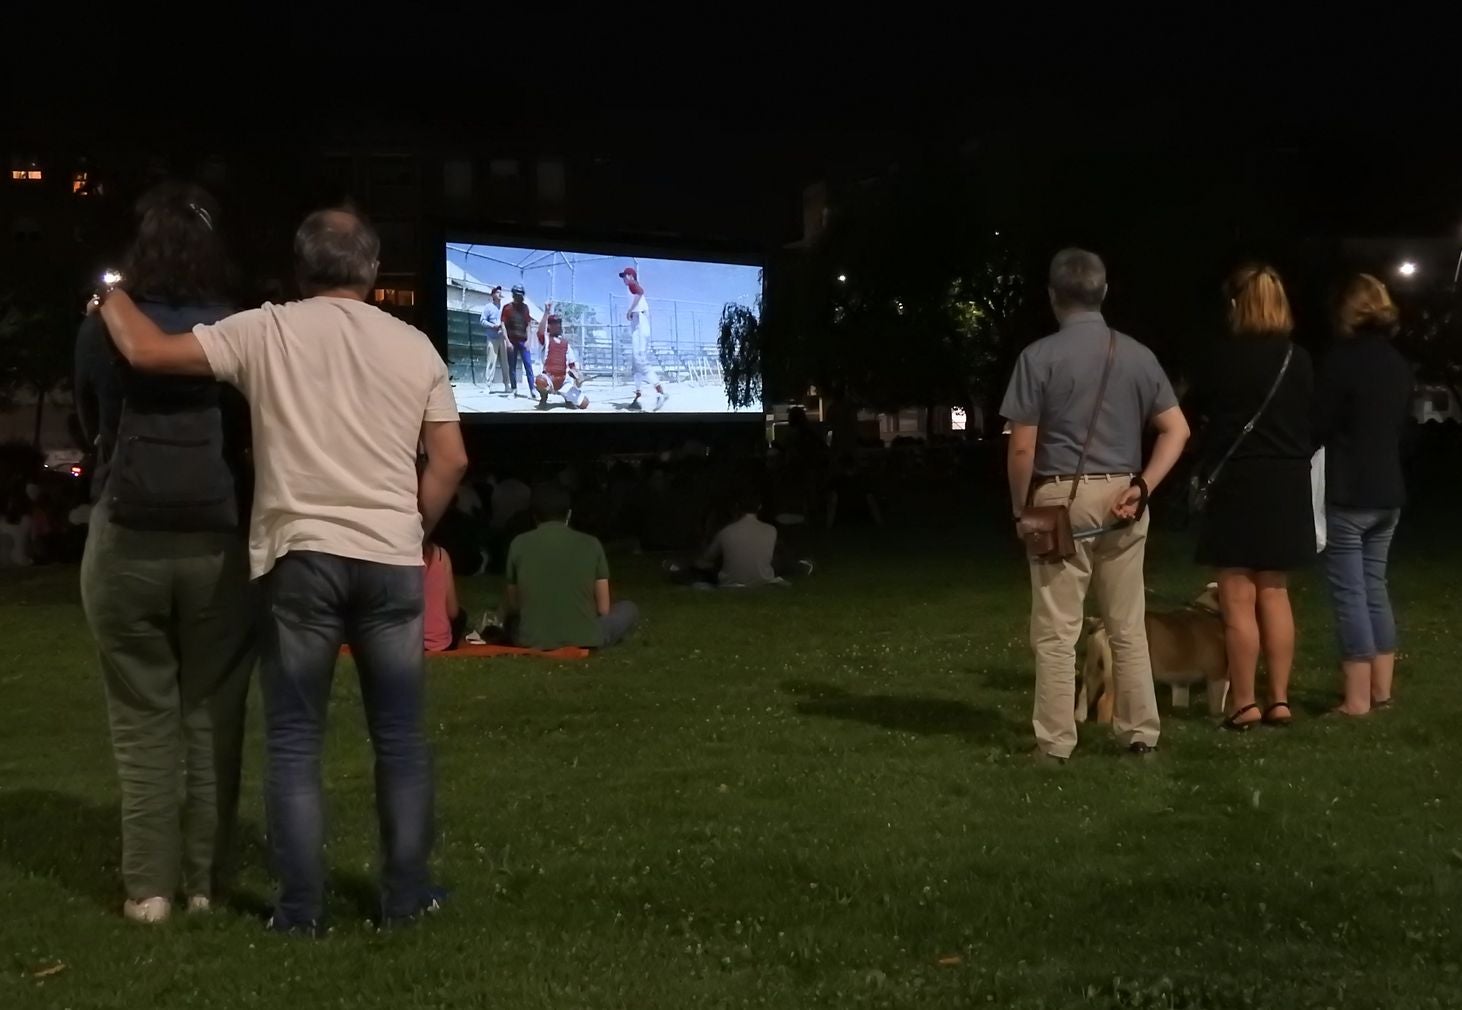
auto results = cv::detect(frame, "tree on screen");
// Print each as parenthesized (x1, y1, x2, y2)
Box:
(718, 301, 761, 408)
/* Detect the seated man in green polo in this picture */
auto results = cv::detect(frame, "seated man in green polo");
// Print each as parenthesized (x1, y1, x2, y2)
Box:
(503, 482, 639, 649)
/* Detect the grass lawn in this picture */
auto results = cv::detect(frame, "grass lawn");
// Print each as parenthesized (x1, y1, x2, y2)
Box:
(2, 519, 1461, 1009)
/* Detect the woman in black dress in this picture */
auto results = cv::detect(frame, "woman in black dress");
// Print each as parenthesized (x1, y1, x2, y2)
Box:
(1194, 265, 1315, 729)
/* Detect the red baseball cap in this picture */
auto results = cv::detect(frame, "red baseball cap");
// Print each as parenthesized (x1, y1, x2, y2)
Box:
(618, 266, 638, 280)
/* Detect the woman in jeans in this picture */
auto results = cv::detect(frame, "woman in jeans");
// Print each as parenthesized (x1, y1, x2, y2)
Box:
(76, 183, 255, 923)
(1316, 275, 1412, 715)
(1193, 265, 1315, 730)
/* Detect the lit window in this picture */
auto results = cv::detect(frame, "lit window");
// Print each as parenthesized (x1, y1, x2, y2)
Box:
(951, 407, 967, 431)
(72, 171, 89, 194)
(11, 168, 43, 181)
(372, 288, 415, 307)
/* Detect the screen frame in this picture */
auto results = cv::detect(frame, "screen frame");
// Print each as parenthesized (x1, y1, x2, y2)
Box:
(434, 227, 766, 425)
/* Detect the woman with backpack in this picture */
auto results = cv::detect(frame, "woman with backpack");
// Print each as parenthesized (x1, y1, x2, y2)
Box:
(76, 182, 256, 924)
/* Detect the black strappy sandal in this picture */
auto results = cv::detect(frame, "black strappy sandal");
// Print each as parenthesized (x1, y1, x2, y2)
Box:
(1221, 703, 1262, 732)
(1263, 701, 1293, 727)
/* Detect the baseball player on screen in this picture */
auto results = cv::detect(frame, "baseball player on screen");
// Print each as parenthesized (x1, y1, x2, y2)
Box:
(533, 303, 590, 410)
(621, 266, 668, 411)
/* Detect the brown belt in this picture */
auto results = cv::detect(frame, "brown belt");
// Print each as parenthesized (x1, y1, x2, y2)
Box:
(1033, 472, 1134, 488)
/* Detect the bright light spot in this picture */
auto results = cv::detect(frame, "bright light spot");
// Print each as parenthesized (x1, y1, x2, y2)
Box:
(993, 230, 1000, 237)
(951, 407, 968, 432)
(69, 466, 82, 478)
(836, 274, 847, 283)
(1399, 261, 1418, 278)
(101, 270, 123, 286)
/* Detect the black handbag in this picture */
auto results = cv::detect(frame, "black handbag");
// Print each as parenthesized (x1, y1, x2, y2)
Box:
(1189, 343, 1294, 515)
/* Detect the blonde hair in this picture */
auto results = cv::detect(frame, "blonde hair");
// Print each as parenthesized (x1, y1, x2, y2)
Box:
(1226, 264, 1293, 338)
(1337, 273, 1399, 337)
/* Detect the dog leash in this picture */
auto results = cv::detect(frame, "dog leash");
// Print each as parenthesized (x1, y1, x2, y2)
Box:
(1068, 478, 1149, 541)
(1071, 519, 1132, 541)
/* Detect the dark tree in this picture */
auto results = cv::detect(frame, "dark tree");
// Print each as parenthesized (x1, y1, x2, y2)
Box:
(1397, 284, 1462, 407)
(0, 285, 79, 447)
(722, 164, 1029, 428)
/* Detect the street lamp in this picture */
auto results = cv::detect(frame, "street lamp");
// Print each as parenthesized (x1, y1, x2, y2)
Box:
(1398, 260, 1419, 278)
(836, 273, 847, 284)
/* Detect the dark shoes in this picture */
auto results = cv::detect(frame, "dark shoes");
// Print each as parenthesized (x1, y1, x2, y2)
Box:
(1126, 742, 1159, 757)
(265, 914, 328, 938)
(379, 887, 450, 931)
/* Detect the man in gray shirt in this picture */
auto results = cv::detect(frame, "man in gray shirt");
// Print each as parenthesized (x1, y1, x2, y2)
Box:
(478, 285, 507, 392)
(700, 505, 779, 588)
(1001, 248, 1190, 761)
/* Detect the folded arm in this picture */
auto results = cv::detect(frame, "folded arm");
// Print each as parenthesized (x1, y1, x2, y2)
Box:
(98, 290, 214, 376)
(1141, 405, 1190, 492)
(1112, 405, 1191, 520)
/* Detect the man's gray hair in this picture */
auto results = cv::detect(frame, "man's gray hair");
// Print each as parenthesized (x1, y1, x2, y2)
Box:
(1048, 248, 1107, 310)
(294, 208, 380, 296)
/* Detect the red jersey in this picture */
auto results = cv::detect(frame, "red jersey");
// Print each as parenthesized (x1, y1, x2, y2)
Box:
(502, 302, 531, 345)
(542, 337, 571, 379)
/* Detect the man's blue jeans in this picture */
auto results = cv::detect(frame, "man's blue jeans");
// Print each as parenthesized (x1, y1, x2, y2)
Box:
(260, 552, 434, 927)
(507, 341, 535, 391)
(1322, 508, 1401, 661)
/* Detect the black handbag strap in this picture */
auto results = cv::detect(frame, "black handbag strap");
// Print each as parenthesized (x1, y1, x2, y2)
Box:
(1203, 342, 1294, 492)
(1067, 330, 1119, 506)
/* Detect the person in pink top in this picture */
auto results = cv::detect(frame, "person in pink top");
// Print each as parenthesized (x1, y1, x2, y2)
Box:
(422, 541, 464, 652)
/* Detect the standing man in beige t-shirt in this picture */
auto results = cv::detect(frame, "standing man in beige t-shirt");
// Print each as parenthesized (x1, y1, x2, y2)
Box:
(98, 208, 469, 933)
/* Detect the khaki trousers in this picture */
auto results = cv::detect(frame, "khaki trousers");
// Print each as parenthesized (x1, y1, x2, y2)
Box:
(80, 504, 257, 901)
(1028, 475, 1160, 757)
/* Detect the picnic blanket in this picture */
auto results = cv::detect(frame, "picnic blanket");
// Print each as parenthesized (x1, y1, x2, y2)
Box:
(340, 643, 591, 660)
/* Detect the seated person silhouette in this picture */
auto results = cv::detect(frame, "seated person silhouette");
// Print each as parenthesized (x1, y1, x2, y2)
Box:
(666, 488, 813, 588)
(502, 482, 638, 648)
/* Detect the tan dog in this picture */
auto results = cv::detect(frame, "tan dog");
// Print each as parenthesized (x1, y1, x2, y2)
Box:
(1077, 585, 1228, 723)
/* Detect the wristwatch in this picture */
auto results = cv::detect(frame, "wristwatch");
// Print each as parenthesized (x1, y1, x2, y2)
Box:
(96, 269, 123, 305)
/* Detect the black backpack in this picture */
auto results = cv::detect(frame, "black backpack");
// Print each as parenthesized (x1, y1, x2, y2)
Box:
(106, 399, 239, 532)
(96, 303, 245, 534)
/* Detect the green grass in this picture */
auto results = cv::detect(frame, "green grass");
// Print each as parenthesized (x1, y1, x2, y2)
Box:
(3, 522, 1461, 1009)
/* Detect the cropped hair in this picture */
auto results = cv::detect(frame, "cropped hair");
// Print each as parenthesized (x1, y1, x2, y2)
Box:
(1337, 273, 1399, 337)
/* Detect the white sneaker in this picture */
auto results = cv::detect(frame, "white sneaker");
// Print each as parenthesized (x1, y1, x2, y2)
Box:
(123, 897, 172, 924)
(187, 895, 212, 914)
(653, 391, 669, 412)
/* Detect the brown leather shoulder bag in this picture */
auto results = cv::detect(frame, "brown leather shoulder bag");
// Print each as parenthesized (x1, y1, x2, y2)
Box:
(1018, 330, 1118, 563)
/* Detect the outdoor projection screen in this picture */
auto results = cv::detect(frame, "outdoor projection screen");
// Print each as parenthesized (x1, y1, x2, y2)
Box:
(445, 242, 762, 417)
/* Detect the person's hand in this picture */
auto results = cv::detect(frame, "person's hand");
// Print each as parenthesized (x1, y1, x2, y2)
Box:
(1111, 485, 1143, 521)
(544, 301, 552, 312)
